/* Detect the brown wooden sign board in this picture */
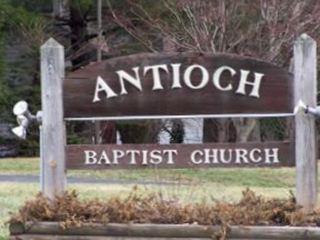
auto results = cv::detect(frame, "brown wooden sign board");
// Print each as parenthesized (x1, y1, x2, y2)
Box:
(64, 53, 294, 120)
(66, 142, 294, 169)
(37, 36, 317, 210)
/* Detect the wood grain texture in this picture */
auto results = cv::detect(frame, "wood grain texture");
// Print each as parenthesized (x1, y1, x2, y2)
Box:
(10, 236, 214, 240)
(40, 38, 66, 199)
(10, 222, 320, 239)
(64, 53, 293, 119)
(8, 237, 277, 240)
(294, 34, 317, 212)
(66, 142, 294, 169)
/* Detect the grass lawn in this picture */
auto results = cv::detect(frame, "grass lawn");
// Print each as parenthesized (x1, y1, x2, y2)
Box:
(0, 157, 296, 187)
(0, 157, 318, 239)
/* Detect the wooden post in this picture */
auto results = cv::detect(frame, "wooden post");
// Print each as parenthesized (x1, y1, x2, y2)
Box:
(294, 34, 317, 212)
(40, 38, 66, 199)
(39, 125, 44, 190)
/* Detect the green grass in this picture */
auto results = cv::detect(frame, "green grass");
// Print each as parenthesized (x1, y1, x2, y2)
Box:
(0, 158, 38, 174)
(0, 157, 316, 239)
(0, 157, 295, 187)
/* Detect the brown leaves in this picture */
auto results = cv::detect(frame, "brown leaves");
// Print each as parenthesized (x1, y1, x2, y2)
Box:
(9, 188, 320, 230)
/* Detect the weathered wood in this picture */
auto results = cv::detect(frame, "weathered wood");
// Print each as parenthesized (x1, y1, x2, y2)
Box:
(10, 236, 213, 240)
(10, 222, 220, 237)
(294, 34, 318, 212)
(63, 53, 294, 120)
(40, 38, 66, 199)
(8, 237, 277, 240)
(10, 222, 320, 239)
(287, 60, 295, 173)
(66, 141, 294, 169)
(162, 37, 204, 144)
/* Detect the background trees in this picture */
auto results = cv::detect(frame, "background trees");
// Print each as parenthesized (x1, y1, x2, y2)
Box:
(107, 0, 320, 143)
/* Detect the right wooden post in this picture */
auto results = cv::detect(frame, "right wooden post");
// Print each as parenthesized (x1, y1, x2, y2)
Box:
(294, 34, 317, 212)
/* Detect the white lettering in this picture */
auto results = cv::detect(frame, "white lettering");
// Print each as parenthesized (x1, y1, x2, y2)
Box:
(190, 150, 203, 164)
(84, 150, 97, 164)
(92, 76, 117, 102)
(163, 149, 177, 164)
(236, 70, 264, 98)
(127, 150, 140, 165)
(213, 66, 235, 91)
(117, 67, 142, 95)
(150, 150, 163, 164)
(204, 149, 219, 164)
(235, 149, 249, 164)
(250, 148, 262, 163)
(220, 149, 232, 163)
(93, 63, 266, 102)
(112, 150, 124, 164)
(265, 148, 279, 164)
(184, 64, 209, 89)
(97, 151, 111, 164)
(144, 64, 168, 90)
(141, 150, 149, 165)
(171, 63, 182, 89)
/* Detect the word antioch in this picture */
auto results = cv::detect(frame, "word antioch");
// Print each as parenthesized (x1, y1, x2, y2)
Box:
(92, 63, 264, 102)
(84, 147, 280, 166)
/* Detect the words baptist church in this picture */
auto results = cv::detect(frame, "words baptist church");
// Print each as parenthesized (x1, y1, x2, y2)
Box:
(83, 146, 280, 166)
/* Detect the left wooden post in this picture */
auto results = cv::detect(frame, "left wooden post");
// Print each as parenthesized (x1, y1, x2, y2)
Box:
(40, 38, 66, 199)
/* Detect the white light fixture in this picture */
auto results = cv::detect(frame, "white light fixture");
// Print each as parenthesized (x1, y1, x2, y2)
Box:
(13, 100, 28, 116)
(11, 126, 27, 139)
(11, 100, 42, 139)
(293, 100, 320, 117)
(306, 106, 320, 117)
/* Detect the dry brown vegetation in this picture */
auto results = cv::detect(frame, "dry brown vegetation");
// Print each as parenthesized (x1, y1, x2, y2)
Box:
(9, 188, 320, 230)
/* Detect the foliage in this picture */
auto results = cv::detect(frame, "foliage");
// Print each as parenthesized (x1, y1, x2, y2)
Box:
(71, 0, 94, 12)
(0, 179, 306, 238)
(1, 0, 320, 153)
(0, 2, 9, 120)
(9, 188, 320, 239)
(8, 0, 52, 13)
(109, 0, 320, 65)
(107, 0, 320, 143)
(0, 1, 50, 155)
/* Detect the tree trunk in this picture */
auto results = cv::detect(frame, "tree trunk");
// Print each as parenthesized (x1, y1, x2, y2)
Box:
(117, 121, 160, 143)
(233, 118, 259, 143)
(53, 0, 69, 19)
(69, 4, 89, 69)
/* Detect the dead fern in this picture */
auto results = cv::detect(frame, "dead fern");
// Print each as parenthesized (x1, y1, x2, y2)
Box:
(8, 187, 320, 234)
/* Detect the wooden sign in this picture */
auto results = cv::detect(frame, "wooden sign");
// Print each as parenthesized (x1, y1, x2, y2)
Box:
(64, 53, 293, 120)
(66, 142, 294, 169)
(39, 36, 318, 211)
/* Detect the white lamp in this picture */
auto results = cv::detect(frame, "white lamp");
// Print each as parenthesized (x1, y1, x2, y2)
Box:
(306, 106, 320, 117)
(13, 101, 28, 116)
(293, 100, 320, 117)
(11, 101, 41, 139)
(11, 126, 27, 139)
